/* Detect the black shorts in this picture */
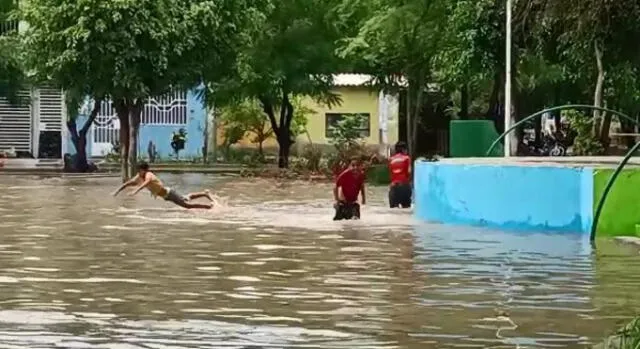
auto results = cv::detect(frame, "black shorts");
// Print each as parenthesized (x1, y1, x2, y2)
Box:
(389, 183, 412, 208)
(333, 202, 361, 221)
(164, 189, 188, 207)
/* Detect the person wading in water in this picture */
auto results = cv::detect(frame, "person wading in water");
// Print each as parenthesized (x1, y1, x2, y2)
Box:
(388, 141, 412, 208)
(333, 157, 366, 220)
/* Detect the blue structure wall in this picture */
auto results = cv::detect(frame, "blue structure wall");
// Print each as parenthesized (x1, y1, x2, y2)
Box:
(414, 161, 594, 233)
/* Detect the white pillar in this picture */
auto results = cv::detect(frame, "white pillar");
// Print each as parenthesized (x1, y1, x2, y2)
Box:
(504, 0, 513, 157)
(378, 91, 389, 156)
(60, 90, 68, 158)
(31, 87, 40, 158)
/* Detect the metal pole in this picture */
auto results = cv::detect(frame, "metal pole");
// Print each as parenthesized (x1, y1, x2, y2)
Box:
(504, 0, 512, 157)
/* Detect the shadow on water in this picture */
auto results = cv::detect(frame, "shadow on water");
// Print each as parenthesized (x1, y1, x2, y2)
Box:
(0, 174, 639, 348)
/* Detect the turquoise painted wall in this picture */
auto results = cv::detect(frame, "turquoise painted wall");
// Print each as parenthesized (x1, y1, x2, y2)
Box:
(414, 161, 594, 233)
(66, 90, 206, 159)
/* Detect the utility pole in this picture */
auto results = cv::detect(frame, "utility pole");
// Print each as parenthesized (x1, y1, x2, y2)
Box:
(504, 0, 513, 157)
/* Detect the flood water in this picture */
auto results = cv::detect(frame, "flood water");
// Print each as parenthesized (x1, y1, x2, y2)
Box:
(1, 173, 640, 349)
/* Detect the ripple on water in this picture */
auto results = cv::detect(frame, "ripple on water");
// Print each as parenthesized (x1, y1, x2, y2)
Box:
(1, 176, 640, 349)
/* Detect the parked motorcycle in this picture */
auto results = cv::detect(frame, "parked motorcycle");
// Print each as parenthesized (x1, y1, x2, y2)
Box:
(520, 132, 568, 157)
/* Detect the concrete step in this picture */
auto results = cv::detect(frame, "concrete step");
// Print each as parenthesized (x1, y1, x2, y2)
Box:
(35, 159, 62, 168)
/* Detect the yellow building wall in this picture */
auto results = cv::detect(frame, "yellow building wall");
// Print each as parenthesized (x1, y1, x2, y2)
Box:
(215, 86, 399, 149)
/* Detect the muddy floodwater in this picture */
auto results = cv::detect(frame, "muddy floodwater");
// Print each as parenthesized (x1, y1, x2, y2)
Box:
(1, 173, 640, 349)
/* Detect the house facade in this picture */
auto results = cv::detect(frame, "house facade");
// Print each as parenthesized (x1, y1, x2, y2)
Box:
(67, 90, 208, 160)
(215, 74, 400, 155)
(0, 88, 207, 166)
(1, 14, 207, 165)
(0, 88, 67, 161)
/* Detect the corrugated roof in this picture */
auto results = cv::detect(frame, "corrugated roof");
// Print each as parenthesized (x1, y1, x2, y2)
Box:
(331, 74, 439, 91)
(332, 74, 374, 86)
(332, 74, 411, 88)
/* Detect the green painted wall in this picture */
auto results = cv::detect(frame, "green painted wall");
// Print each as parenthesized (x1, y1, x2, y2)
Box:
(593, 168, 640, 237)
(449, 120, 504, 157)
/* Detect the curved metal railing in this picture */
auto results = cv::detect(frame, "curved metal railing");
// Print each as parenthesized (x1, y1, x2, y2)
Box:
(484, 104, 640, 240)
(486, 104, 636, 156)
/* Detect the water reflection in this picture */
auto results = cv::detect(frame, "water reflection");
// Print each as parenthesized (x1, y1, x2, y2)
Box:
(0, 174, 638, 348)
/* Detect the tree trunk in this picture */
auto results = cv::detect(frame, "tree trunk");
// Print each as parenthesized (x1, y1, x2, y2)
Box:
(406, 84, 413, 156)
(115, 99, 130, 181)
(128, 100, 143, 176)
(258, 141, 264, 155)
(277, 133, 291, 168)
(66, 119, 89, 172)
(593, 40, 605, 138)
(460, 84, 469, 119)
(411, 82, 424, 158)
(508, 47, 519, 156)
(534, 111, 542, 146)
(486, 72, 503, 133)
(202, 113, 209, 164)
(65, 97, 102, 173)
(260, 91, 294, 169)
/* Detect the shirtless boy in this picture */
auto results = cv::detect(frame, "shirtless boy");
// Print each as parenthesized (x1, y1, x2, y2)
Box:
(112, 162, 214, 209)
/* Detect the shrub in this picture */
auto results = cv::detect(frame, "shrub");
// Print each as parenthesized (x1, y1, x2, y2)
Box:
(564, 109, 605, 156)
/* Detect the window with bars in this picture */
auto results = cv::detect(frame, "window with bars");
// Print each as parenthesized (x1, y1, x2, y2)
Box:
(325, 113, 371, 138)
(141, 92, 188, 125)
(0, 20, 18, 35)
(0, 0, 19, 36)
(93, 92, 188, 127)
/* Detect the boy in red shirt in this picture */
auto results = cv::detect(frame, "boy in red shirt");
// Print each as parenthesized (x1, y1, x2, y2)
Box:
(388, 141, 412, 208)
(333, 157, 366, 220)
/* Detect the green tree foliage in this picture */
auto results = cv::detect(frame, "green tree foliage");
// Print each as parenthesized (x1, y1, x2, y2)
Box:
(22, 0, 267, 179)
(218, 97, 312, 157)
(219, 100, 272, 155)
(213, 0, 344, 168)
(337, 0, 444, 156)
(0, 0, 24, 103)
(339, 0, 640, 155)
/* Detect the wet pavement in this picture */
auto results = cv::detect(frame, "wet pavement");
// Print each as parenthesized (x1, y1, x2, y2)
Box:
(0, 174, 640, 348)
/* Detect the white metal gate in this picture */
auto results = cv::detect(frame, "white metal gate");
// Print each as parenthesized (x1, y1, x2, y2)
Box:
(0, 91, 32, 154)
(37, 88, 63, 132)
(91, 91, 187, 157)
(91, 100, 120, 157)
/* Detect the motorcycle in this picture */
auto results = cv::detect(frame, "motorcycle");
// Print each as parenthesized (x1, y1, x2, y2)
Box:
(520, 132, 568, 157)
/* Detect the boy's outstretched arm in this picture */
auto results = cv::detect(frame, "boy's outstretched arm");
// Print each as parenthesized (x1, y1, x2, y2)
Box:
(112, 175, 139, 197)
(130, 176, 151, 196)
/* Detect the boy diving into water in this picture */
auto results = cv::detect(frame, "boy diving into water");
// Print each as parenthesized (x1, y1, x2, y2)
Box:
(112, 162, 215, 209)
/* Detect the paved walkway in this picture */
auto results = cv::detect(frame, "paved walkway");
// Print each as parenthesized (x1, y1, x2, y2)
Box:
(436, 156, 640, 168)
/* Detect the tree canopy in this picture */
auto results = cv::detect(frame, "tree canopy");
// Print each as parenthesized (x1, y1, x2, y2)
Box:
(21, 0, 269, 176)
(0, 0, 23, 102)
(8, 0, 640, 163)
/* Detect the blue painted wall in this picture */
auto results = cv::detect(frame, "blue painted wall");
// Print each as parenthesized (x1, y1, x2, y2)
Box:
(414, 161, 594, 233)
(66, 89, 206, 160)
(137, 90, 206, 160)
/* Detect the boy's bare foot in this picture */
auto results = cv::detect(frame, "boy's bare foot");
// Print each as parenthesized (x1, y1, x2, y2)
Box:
(204, 189, 215, 202)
